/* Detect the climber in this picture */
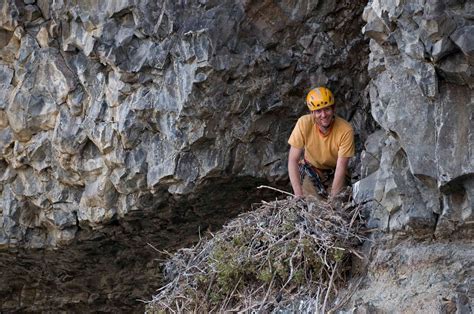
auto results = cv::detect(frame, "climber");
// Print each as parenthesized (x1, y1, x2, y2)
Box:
(287, 86, 355, 199)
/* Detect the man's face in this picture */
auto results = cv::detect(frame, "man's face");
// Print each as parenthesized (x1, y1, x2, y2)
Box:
(311, 106, 335, 129)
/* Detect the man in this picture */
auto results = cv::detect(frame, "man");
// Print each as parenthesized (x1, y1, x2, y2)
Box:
(288, 86, 355, 198)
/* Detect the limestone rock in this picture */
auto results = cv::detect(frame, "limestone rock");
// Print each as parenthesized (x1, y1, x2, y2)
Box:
(0, 0, 471, 312)
(350, 2, 473, 310)
(344, 240, 474, 313)
(0, 1, 371, 311)
(450, 25, 474, 63)
(357, 0, 474, 238)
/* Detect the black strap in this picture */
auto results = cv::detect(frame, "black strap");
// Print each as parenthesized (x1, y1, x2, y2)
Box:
(299, 161, 328, 198)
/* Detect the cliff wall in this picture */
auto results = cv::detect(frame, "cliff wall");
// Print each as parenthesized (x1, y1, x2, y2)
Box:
(0, 0, 472, 312)
(349, 0, 473, 312)
(0, 0, 370, 311)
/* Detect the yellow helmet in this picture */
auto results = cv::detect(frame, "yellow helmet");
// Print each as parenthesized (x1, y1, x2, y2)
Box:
(306, 87, 334, 111)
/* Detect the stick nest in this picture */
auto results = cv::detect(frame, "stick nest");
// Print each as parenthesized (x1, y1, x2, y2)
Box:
(147, 195, 366, 313)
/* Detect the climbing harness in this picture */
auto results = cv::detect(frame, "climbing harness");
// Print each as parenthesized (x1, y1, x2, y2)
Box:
(298, 160, 333, 198)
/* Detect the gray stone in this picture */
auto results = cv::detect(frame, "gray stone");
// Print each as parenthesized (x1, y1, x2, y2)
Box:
(362, 8, 389, 45)
(77, 206, 117, 228)
(36, 0, 50, 20)
(367, 40, 386, 79)
(3, 0, 472, 312)
(369, 60, 438, 179)
(74, 141, 105, 177)
(343, 240, 474, 312)
(403, 58, 438, 98)
(52, 107, 88, 156)
(87, 122, 116, 154)
(0, 64, 13, 107)
(7, 48, 75, 141)
(23, 5, 42, 22)
(435, 177, 474, 237)
(66, 86, 85, 116)
(16, 32, 37, 63)
(11, 167, 44, 198)
(0, 128, 14, 157)
(7, 90, 57, 141)
(0, 29, 21, 64)
(436, 83, 474, 184)
(360, 130, 386, 178)
(35, 25, 50, 48)
(45, 204, 77, 229)
(110, 148, 147, 194)
(0, 2, 20, 32)
(22, 132, 52, 171)
(463, 179, 474, 222)
(79, 175, 118, 209)
(146, 135, 178, 190)
(359, 0, 473, 239)
(431, 37, 456, 62)
(353, 171, 376, 204)
(450, 25, 474, 63)
(396, 31, 426, 61)
(420, 10, 457, 45)
(105, 71, 130, 108)
(438, 52, 473, 87)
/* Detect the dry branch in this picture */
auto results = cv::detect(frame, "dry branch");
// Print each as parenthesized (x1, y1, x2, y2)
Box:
(147, 193, 366, 313)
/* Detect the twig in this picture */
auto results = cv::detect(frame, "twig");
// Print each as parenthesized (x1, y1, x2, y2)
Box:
(331, 277, 363, 313)
(322, 262, 338, 312)
(257, 185, 295, 197)
(348, 249, 365, 260)
(257, 273, 275, 313)
(282, 232, 302, 289)
(221, 276, 242, 311)
(147, 242, 170, 255)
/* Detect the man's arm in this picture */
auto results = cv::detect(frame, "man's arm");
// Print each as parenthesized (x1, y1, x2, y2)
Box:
(288, 146, 304, 197)
(331, 156, 350, 197)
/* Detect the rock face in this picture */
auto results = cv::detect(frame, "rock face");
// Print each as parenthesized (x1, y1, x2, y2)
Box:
(0, 0, 472, 312)
(349, 0, 473, 312)
(0, 0, 370, 311)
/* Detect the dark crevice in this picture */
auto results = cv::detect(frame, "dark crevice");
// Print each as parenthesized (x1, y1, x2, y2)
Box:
(433, 210, 441, 236)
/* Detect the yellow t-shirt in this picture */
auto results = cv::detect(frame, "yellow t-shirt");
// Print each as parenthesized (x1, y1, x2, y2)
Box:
(288, 115, 355, 170)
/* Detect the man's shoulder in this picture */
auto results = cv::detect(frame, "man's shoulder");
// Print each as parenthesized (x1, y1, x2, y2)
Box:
(297, 114, 314, 127)
(298, 114, 313, 122)
(334, 116, 353, 132)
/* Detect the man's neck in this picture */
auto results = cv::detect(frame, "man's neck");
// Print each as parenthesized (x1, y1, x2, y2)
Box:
(318, 125, 331, 135)
(317, 117, 335, 135)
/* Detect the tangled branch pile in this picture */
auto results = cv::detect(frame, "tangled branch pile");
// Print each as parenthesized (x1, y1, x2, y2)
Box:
(147, 195, 366, 313)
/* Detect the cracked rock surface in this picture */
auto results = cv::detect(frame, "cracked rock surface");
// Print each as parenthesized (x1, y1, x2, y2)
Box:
(348, 0, 473, 312)
(1, 0, 472, 312)
(0, 0, 370, 311)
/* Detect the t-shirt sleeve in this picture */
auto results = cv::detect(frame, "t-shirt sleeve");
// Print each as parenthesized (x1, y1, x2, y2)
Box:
(338, 128, 355, 157)
(288, 118, 305, 148)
